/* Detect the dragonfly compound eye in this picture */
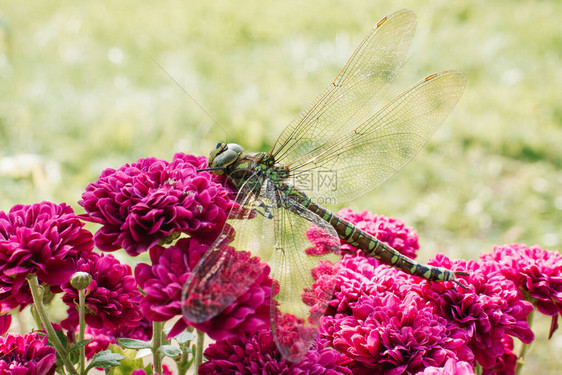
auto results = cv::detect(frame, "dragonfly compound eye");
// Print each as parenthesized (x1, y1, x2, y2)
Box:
(209, 143, 245, 168)
(208, 143, 227, 164)
(226, 143, 244, 154)
(212, 149, 240, 168)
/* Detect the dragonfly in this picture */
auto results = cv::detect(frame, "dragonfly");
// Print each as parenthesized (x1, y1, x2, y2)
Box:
(182, 9, 466, 362)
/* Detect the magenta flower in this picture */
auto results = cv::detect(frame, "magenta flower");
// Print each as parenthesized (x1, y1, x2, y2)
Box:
(337, 208, 419, 259)
(134, 238, 207, 323)
(0, 332, 57, 375)
(0, 315, 11, 335)
(271, 311, 321, 362)
(322, 291, 471, 374)
(326, 254, 422, 317)
(481, 336, 517, 375)
(61, 252, 142, 330)
(135, 237, 272, 340)
(317, 253, 472, 374)
(79, 153, 231, 256)
(416, 358, 475, 375)
(130, 365, 172, 375)
(422, 254, 534, 369)
(480, 243, 562, 336)
(0, 202, 93, 312)
(199, 329, 352, 375)
(84, 328, 112, 360)
(302, 260, 340, 324)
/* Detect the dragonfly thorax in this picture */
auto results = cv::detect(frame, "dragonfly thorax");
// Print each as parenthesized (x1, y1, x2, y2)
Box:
(207, 142, 290, 190)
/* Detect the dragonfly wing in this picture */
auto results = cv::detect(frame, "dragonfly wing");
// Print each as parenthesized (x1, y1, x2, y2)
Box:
(182, 172, 276, 323)
(289, 70, 467, 203)
(271, 9, 416, 165)
(266, 193, 341, 362)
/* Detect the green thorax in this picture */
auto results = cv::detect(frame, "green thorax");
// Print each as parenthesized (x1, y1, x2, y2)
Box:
(207, 142, 290, 191)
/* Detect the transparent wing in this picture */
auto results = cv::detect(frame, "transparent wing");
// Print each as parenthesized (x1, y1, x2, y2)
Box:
(267, 189, 340, 362)
(288, 70, 467, 203)
(183, 172, 341, 364)
(181, 171, 275, 323)
(270, 9, 417, 165)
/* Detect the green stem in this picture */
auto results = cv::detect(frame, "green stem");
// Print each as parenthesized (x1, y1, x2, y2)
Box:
(152, 321, 164, 375)
(194, 330, 205, 373)
(26, 275, 78, 375)
(78, 288, 86, 375)
(176, 348, 189, 375)
(515, 308, 535, 375)
(29, 305, 42, 330)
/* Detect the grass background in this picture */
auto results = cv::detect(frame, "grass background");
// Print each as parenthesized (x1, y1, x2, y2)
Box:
(1, 0, 561, 372)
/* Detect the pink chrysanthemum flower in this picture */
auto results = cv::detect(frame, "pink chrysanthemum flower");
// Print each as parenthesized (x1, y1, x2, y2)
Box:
(480, 243, 562, 336)
(135, 237, 272, 340)
(337, 208, 419, 259)
(0, 202, 93, 312)
(199, 329, 352, 375)
(61, 252, 142, 330)
(0, 315, 11, 335)
(416, 358, 475, 375)
(79, 153, 231, 256)
(326, 254, 423, 317)
(481, 336, 517, 375)
(302, 260, 340, 324)
(317, 254, 472, 374)
(83, 328, 112, 360)
(322, 291, 471, 374)
(271, 311, 320, 361)
(130, 365, 173, 375)
(423, 254, 534, 370)
(0, 332, 57, 375)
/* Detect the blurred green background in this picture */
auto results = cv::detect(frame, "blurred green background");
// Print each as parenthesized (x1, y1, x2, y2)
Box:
(1, 0, 561, 371)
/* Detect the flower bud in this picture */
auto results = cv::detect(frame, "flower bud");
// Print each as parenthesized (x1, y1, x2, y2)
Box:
(70, 272, 92, 290)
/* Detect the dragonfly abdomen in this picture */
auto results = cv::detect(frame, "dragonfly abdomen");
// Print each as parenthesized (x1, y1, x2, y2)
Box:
(288, 186, 456, 282)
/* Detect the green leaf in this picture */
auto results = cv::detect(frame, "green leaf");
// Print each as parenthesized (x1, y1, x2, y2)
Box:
(106, 345, 149, 375)
(158, 344, 181, 357)
(48, 326, 78, 365)
(174, 330, 196, 344)
(118, 338, 152, 349)
(68, 339, 92, 354)
(53, 328, 69, 348)
(85, 350, 124, 372)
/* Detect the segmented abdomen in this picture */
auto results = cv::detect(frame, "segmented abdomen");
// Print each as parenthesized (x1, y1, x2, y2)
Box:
(287, 185, 455, 281)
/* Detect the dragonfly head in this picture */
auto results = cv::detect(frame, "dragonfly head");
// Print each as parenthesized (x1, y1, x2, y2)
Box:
(207, 142, 245, 175)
